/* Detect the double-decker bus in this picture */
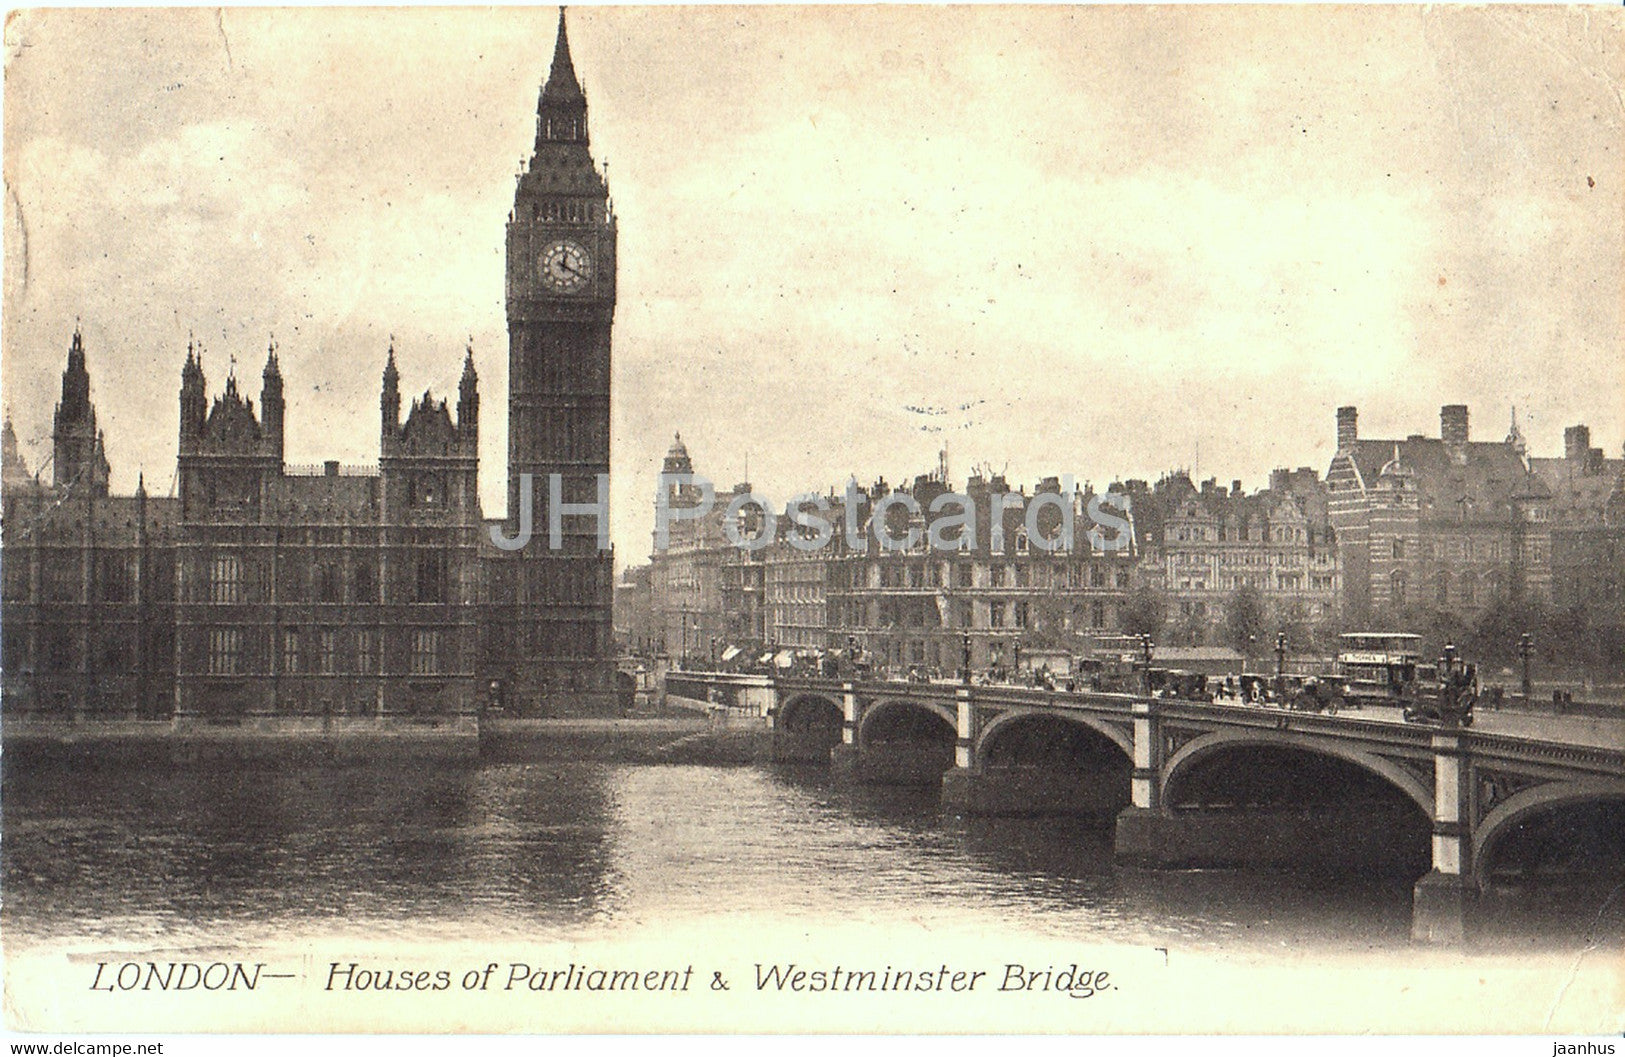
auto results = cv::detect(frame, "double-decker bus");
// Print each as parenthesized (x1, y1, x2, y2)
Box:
(1074, 635, 1146, 693)
(1336, 632, 1432, 705)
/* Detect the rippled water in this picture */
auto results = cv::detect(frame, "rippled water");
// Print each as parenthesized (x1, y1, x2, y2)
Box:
(3, 760, 1618, 954)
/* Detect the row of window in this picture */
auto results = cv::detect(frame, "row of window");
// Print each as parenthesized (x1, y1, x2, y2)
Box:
(851, 562, 1132, 591)
(1168, 524, 1317, 544)
(3, 625, 174, 674)
(5, 554, 178, 604)
(864, 628, 1116, 670)
(1173, 551, 1322, 567)
(486, 560, 610, 605)
(1387, 569, 1508, 608)
(202, 552, 451, 605)
(204, 627, 444, 676)
(829, 597, 1116, 633)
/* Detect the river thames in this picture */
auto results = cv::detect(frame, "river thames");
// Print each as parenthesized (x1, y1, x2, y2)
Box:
(5, 757, 1619, 958)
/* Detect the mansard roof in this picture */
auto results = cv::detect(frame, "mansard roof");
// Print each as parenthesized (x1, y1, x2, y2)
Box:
(1530, 451, 1625, 526)
(1343, 436, 1549, 518)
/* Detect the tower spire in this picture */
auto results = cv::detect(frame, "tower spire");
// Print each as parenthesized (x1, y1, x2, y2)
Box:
(536, 7, 588, 146)
(381, 339, 401, 441)
(541, 8, 584, 108)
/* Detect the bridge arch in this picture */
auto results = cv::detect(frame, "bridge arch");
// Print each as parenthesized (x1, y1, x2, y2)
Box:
(777, 692, 842, 731)
(975, 708, 1134, 763)
(1162, 729, 1433, 816)
(1471, 776, 1625, 887)
(856, 697, 956, 748)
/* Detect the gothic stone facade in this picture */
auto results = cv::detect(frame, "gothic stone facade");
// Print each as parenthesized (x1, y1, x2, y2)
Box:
(483, 12, 617, 710)
(171, 344, 481, 720)
(1, 336, 178, 718)
(2, 15, 619, 721)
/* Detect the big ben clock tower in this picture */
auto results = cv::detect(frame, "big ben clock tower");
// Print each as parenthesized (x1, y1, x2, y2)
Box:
(500, 8, 616, 712)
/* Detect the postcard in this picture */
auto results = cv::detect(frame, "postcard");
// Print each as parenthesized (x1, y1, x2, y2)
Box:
(3, 5, 1622, 1038)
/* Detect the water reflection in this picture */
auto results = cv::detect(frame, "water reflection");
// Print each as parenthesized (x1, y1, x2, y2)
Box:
(3, 760, 621, 948)
(3, 759, 1618, 954)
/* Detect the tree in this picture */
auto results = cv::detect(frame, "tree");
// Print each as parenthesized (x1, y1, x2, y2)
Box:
(1121, 585, 1167, 640)
(1469, 593, 1543, 669)
(1310, 614, 1345, 655)
(1545, 604, 1590, 671)
(1224, 585, 1268, 658)
(1276, 599, 1315, 657)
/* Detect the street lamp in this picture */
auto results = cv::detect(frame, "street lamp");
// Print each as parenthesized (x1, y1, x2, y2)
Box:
(1518, 632, 1534, 701)
(1139, 633, 1155, 696)
(961, 632, 973, 685)
(1274, 631, 1288, 698)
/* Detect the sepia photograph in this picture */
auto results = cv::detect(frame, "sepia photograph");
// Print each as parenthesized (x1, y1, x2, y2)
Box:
(2, 3, 1623, 1040)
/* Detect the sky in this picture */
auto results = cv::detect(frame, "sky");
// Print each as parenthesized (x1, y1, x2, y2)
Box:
(4, 5, 1622, 562)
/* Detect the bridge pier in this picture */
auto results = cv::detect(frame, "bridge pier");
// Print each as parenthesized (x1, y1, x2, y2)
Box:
(944, 765, 1128, 817)
(1114, 700, 1167, 856)
(1411, 731, 1475, 944)
(832, 742, 954, 785)
(829, 683, 861, 780)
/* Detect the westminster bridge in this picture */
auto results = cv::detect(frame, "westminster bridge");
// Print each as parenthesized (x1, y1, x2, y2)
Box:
(665, 671, 1625, 945)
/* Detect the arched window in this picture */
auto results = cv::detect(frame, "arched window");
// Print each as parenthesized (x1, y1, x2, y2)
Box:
(1434, 570, 1450, 607)
(210, 554, 241, 604)
(1391, 571, 1408, 608)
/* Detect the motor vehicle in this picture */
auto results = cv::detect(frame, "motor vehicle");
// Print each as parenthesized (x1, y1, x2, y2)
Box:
(1336, 632, 1426, 707)
(1287, 674, 1346, 714)
(1404, 658, 1478, 727)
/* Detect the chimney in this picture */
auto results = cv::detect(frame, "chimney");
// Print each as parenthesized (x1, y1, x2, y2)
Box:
(1232, 479, 1243, 496)
(1565, 425, 1590, 462)
(1441, 405, 1469, 446)
(1336, 406, 1358, 452)
(324, 460, 340, 477)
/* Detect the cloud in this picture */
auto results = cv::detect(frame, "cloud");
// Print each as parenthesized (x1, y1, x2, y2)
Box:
(4, 6, 1621, 560)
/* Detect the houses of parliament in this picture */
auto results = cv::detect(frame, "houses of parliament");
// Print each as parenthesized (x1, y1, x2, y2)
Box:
(0, 13, 619, 720)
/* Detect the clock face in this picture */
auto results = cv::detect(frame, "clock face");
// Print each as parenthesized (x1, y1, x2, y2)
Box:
(538, 238, 592, 293)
